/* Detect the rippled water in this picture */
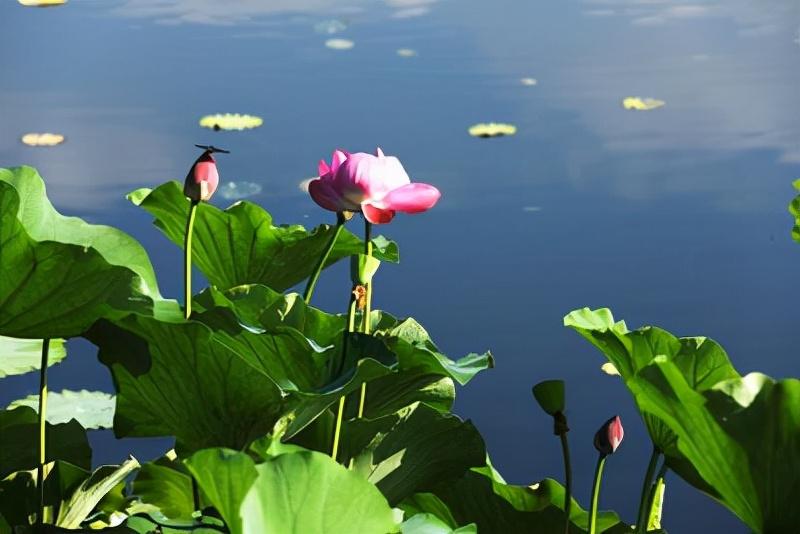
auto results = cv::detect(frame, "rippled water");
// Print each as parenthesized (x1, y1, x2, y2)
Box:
(2, 1, 799, 532)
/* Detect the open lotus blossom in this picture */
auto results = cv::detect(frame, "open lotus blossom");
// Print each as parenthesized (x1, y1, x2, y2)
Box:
(309, 148, 441, 224)
(593, 415, 624, 456)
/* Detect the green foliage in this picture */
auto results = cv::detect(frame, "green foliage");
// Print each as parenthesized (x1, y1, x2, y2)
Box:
(186, 449, 398, 534)
(0, 167, 161, 339)
(0, 336, 66, 378)
(566, 307, 800, 533)
(8, 390, 115, 430)
(129, 181, 399, 292)
(56, 458, 140, 528)
(789, 179, 800, 243)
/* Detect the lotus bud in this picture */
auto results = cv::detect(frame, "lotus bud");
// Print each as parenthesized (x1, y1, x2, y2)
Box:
(593, 415, 624, 456)
(184, 144, 228, 203)
(532, 380, 565, 416)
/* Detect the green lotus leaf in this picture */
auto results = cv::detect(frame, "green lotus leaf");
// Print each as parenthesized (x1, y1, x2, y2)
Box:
(401, 513, 476, 534)
(88, 313, 294, 452)
(426, 470, 626, 533)
(8, 390, 115, 430)
(0, 167, 161, 339)
(345, 403, 486, 506)
(186, 448, 397, 534)
(567, 307, 800, 532)
(131, 453, 194, 521)
(789, 179, 800, 243)
(0, 336, 66, 378)
(128, 181, 398, 292)
(0, 406, 91, 479)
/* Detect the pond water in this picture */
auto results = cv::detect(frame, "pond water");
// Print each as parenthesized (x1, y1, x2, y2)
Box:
(2, 1, 799, 532)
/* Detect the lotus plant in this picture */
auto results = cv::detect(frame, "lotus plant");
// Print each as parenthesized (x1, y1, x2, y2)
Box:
(182, 144, 228, 319)
(588, 415, 624, 534)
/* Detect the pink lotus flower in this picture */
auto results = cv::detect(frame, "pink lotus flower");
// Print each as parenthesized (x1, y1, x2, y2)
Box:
(594, 415, 624, 456)
(184, 145, 228, 203)
(309, 148, 441, 224)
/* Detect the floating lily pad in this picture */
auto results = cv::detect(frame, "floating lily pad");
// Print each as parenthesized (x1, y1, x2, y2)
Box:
(21, 133, 65, 146)
(8, 389, 115, 429)
(199, 113, 263, 131)
(18, 0, 67, 6)
(218, 181, 262, 201)
(520, 77, 538, 86)
(622, 97, 665, 111)
(468, 123, 517, 138)
(397, 48, 418, 57)
(325, 38, 354, 50)
(314, 19, 347, 34)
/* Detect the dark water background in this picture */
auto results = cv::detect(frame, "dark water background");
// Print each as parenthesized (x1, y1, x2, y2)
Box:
(2, 1, 799, 532)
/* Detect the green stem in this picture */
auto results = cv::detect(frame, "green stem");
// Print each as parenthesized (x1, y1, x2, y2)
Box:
(303, 213, 346, 304)
(559, 431, 572, 534)
(184, 200, 199, 320)
(330, 293, 358, 460)
(36, 338, 50, 525)
(588, 454, 607, 534)
(356, 219, 373, 420)
(635, 447, 661, 533)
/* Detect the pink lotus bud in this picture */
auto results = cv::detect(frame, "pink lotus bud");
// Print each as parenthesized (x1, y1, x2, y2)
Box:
(593, 415, 624, 456)
(184, 145, 228, 203)
(308, 147, 441, 224)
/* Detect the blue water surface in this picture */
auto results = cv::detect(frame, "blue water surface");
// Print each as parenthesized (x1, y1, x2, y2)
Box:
(2, 1, 799, 532)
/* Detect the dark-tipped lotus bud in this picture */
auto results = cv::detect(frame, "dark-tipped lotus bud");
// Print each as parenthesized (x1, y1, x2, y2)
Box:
(532, 380, 565, 416)
(593, 415, 624, 456)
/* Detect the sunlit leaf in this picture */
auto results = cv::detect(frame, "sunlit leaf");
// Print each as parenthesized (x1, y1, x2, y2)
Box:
(788, 179, 800, 243)
(8, 390, 115, 430)
(132, 453, 195, 521)
(20, 133, 65, 146)
(198, 113, 263, 131)
(128, 181, 398, 293)
(401, 513, 476, 533)
(622, 97, 665, 111)
(0, 336, 66, 378)
(468, 123, 517, 138)
(0, 166, 161, 339)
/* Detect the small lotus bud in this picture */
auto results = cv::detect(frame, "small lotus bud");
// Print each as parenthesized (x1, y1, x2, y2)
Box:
(532, 380, 565, 416)
(593, 415, 624, 456)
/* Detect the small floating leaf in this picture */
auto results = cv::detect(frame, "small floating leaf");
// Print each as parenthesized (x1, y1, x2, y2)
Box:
(325, 38, 354, 50)
(314, 19, 347, 34)
(8, 389, 115, 429)
(520, 77, 538, 86)
(21, 132, 65, 146)
(397, 48, 418, 57)
(199, 113, 263, 131)
(218, 181, 262, 201)
(468, 123, 517, 138)
(18, 0, 67, 6)
(622, 97, 665, 111)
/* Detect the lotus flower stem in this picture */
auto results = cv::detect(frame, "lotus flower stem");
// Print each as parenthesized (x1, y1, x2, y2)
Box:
(331, 293, 358, 460)
(644, 463, 668, 531)
(587, 454, 607, 534)
(36, 338, 50, 525)
(635, 446, 661, 533)
(356, 219, 373, 419)
(303, 212, 346, 304)
(558, 428, 572, 534)
(183, 200, 199, 320)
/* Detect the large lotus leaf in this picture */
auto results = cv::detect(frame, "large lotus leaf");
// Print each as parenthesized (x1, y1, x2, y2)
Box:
(128, 181, 398, 292)
(9, 390, 115, 430)
(0, 167, 160, 339)
(187, 448, 397, 534)
(131, 454, 194, 520)
(789, 179, 800, 243)
(346, 403, 486, 506)
(564, 307, 738, 493)
(626, 359, 800, 532)
(0, 336, 66, 378)
(426, 470, 627, 534)
(0, 406, 91, 479)
(88, 313, 295, 451)
(401, 513, 476, 534)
